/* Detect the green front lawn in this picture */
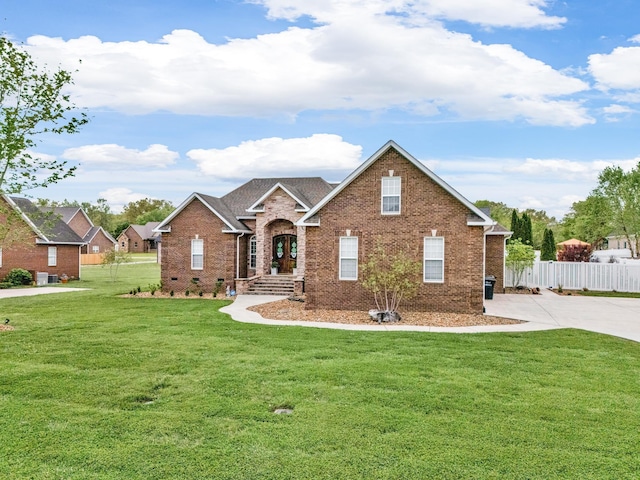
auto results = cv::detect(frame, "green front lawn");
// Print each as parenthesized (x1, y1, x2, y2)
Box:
(1, 263, 639, 479)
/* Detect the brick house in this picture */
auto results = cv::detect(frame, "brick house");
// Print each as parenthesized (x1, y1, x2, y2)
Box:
(0, 196, 85, 281)
(48, 206, 117, 254)
(117, 222, 160, 253)
(156, 141, 510, 313)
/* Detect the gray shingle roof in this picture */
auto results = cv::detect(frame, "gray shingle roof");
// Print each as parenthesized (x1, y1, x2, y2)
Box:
(221, 177, 335, 218)
(130, 222, 161, 240)
(10, 197, 85, 244)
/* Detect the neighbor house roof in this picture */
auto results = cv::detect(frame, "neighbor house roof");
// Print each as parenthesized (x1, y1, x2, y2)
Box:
(558, 238, 590, 247)
(128, 222, 161, 240)
(298, 140, 495, 227)
(6, 196, 85, 245)
(84, 225, 117, 244)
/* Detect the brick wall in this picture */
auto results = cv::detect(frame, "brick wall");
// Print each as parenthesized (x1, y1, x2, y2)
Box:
(67, 212, 92, 238)
(0, 241, 81, 280)
(160, 198, 237, 293)
(485, 235, 506, 293)
(82, 230, 115, 254)
(304, 148, 486, 314)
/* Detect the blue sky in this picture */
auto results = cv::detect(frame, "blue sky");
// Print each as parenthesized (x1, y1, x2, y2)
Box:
(3, 0, 640, 217)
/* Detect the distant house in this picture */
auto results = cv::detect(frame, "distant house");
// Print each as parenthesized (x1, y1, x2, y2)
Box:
(47, 206, 117, 254)
(606, 234, 639, 258)
(155, 141, 510, 314)
(117, 222, 161, 253)
(0, 196, 85, 281)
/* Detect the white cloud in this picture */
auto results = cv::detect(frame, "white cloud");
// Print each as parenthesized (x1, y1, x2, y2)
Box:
(254, 0, 566, 29)
(21, 1, 591, 127)
(603, 104, 634, 114)
(62, 144, 178, 168)
(187, 134, 363, 179)
(589, 46, 640, 91)
(629, 34, 640, 43)
(504, 157, 640, 181)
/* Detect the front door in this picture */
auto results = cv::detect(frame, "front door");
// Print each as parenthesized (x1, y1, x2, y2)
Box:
(272, 235, 297, 274)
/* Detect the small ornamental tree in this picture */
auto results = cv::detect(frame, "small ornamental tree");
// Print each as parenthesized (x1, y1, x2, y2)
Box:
(540, 228, 557, 261)
(557, 244, 591, 262)
(505, 239, 535, 288)
(361, 241, 422, 322)
(101, 248, 131, 282)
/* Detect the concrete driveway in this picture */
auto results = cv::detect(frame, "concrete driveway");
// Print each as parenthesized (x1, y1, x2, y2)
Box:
(485, 288, 640, 343)
(0, 287, 88, 298)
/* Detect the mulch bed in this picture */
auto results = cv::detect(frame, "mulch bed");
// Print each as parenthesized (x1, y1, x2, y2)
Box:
(248, 298, 523, 327)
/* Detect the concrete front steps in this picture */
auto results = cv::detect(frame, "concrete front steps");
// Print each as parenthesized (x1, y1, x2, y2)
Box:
(246, 275, 295, 295)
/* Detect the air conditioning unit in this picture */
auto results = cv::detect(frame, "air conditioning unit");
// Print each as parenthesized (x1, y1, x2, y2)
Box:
(36, 272, 48, 286)
(48, 274, 59, 284)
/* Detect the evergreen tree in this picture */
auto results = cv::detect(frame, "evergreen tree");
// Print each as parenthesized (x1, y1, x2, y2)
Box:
(509, 209, 521, 244)
(540, 228, 556, 261)
(521, 212, 533, 245)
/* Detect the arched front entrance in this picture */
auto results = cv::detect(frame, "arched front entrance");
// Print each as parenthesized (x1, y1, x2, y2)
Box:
(272, 234, 297, 274)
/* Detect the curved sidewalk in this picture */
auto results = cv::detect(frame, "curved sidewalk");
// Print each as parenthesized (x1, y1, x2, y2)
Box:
(221, 290, 640, 342)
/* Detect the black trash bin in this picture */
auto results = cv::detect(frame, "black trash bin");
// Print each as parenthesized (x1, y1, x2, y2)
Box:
(484, 275, 496, 300)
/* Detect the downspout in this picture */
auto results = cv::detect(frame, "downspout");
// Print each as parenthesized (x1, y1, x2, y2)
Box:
(236, 232, 245, 280)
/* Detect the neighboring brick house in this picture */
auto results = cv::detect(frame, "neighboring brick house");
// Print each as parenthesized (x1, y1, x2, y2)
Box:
(117, 222, 160, 253)
(48, 206, 117, 254)
(0, 196, 85, 281)
(156, 141, 510, 314)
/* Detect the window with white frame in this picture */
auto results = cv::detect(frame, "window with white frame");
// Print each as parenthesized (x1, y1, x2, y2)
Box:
(191, 239, 204, 270)
(48, 246, 57, 267)
(423, 237, 444, 282)
(0, 247, 2, 267)
(92, 245, 100, 253)
(249, 236, 257, 269)
(339, 236, 358, 280)
(381, 176, 401, 214)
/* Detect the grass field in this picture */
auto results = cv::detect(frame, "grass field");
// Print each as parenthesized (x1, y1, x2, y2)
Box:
(1, 263, 639, 479)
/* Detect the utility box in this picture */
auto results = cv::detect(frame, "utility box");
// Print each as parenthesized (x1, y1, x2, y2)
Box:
(36, 272, 48, 286)
(48, 275, 59, 284)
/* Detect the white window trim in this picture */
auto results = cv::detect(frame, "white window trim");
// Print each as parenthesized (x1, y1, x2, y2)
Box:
(0, 247, 2, 268)
(48, 246, 57, 267)
(339, 236, 358, 281)
(424, 237, 444, 283)
(191, 239, 204, 270)
(92, 245, 100, 253)
(381, 176, 401, 215)
(249, 235, 257, 269)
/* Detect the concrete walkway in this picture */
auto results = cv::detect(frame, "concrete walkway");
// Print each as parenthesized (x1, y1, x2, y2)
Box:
(221, 290, 640, 342)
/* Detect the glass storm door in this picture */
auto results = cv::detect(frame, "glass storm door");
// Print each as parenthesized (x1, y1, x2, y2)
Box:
(272, 235, 297, 274)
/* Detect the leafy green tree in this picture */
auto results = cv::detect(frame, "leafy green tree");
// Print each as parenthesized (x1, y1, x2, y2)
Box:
(505, 239, 535, 288)
(122, 198, 173, 224)
(0, 38, 87, 249)
(595, 164, 640, 257)
(561, 195, 612, 249)
(540, 228, 556, 261)
(361, 240, 422, 321)
(0, 37, 87, 194)
(474, 200, 512, 227)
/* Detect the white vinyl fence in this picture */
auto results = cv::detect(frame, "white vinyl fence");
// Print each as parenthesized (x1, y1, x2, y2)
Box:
(506, 261, 640, 293)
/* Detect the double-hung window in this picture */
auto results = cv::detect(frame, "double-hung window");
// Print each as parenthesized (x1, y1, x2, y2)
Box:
(48, 247, 57, 267)
(339, 236, 358, 280)
(424, 237, 444, 283)
(249, 236, 257, 269)
(381, 176, 401, 214)
(191, 239, 204, 270)
(0, 247, 2, 267)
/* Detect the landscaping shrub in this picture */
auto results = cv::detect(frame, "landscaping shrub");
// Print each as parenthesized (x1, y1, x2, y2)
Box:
(3, 268, 33, 286)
